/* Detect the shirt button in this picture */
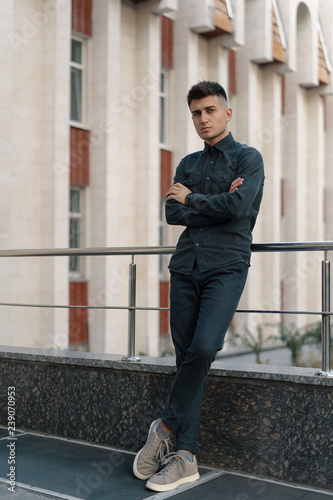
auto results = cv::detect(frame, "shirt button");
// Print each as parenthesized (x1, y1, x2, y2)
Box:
(196, 243, 199, 246)
(206, 176, 210, 180)
(210, 161, 213, 164)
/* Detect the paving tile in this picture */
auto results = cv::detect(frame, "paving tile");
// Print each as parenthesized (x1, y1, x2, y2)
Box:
(0, 431, 331, 500)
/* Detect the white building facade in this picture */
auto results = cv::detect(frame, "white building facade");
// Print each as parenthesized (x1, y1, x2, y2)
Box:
(0, 0, 333, 357)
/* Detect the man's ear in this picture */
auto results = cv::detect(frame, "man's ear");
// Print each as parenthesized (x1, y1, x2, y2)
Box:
(226, 107, 232, 122)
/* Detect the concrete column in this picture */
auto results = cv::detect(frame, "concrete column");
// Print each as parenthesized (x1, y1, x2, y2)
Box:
(208, 38, 229, 88)
(252, 69, 283, 329)
(304, 91, 324, 317)
(39, 0, 71, 349)
(0, 1, 14, 344)
(173, 5, 202, 163)
(0, 0, 70, 349)
(89, 0, 124, 354)
(231, 49, 264, 335)
(281, 73, 302, 325)
(281, 74, 323, 328)
(325, 95, 333, 241)
(304, 92, 324, 242)
(134, 6, 160, 356)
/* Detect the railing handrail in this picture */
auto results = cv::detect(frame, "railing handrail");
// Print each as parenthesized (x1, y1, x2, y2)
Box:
(0, 242, 332, 376)
(0, 246, 176, 257)
(1, 240, 333, 257)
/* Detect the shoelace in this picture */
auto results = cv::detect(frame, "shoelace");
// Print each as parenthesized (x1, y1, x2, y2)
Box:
(146, 436, 171, 466)
(156, 452, 186, 478)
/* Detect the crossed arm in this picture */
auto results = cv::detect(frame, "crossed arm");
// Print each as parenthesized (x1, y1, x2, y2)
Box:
(165, 177, 244, 204)
(166, 147, 264, 228)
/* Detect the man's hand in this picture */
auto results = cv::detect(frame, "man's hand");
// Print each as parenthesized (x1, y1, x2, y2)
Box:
(166, 177, 243, 205)
(166, 183, 192, 205)
(229, 177, 244, 193)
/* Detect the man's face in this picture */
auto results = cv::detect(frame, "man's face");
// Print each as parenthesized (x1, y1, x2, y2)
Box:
(189, 94, 232, 146)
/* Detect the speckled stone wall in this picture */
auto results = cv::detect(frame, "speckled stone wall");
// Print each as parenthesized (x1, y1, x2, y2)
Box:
(0, 348, 332, 492)
(199, 377, 333, 491)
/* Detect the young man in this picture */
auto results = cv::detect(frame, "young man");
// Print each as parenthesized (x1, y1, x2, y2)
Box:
(133, 81, 264, 492)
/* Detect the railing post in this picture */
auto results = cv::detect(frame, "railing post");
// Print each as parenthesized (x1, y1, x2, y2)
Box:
(121, 255, 140, 362)
(316, 252, 333, 377)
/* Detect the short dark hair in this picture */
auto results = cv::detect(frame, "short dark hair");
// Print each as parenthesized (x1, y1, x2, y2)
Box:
(187, 81, 228, 107)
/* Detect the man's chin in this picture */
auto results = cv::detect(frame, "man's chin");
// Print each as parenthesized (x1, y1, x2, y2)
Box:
(199, 131, 213, 140)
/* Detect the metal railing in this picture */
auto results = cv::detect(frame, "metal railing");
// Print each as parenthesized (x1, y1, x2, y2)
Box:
(0, 242, 332, 377)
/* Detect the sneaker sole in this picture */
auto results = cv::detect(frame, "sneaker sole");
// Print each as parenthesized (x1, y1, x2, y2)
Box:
(146, 471, 200, 492)
(133, 420, 160, 480)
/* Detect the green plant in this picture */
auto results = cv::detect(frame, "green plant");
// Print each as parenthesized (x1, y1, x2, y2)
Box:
(303, 321, 322, 345)
(235, 324, 276, 364)
(278, 323, 305, 365)
(161, 350, 175, 357)
(272, 322, 321, 365)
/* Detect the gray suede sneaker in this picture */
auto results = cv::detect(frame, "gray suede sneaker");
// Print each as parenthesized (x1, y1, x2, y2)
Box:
(133, 419, 172, 480)
(146, 452, 200, 492)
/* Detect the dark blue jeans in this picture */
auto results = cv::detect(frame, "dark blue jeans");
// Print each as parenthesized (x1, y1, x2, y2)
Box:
(161, 261, 248, 454)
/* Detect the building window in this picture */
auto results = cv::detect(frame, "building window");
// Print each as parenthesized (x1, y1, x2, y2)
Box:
(69, 187, 85, 276)
(70, 38, 85, 123)
(159, 71, 169, 145)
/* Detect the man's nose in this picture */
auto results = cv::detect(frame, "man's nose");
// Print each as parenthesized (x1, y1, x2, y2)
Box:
(200, 111, 208, 123)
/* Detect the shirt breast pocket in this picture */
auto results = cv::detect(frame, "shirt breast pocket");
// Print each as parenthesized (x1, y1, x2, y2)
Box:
(212, 172, 233, 194)
(186, 174, 202, 193)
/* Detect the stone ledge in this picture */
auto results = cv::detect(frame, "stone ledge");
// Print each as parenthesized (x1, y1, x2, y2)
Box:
(0, 345, 332, 386)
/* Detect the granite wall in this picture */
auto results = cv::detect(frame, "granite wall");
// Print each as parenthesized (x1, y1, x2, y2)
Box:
(0, 347, 332, 492)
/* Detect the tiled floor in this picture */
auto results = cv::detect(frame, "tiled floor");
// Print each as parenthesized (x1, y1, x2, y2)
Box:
(0, 428, 332, 500)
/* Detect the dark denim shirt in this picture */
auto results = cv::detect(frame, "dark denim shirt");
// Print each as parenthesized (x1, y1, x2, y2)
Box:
(166, 133, 264, 274)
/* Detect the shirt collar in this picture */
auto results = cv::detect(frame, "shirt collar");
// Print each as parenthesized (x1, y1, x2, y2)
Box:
(202, 132, 234, 155)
